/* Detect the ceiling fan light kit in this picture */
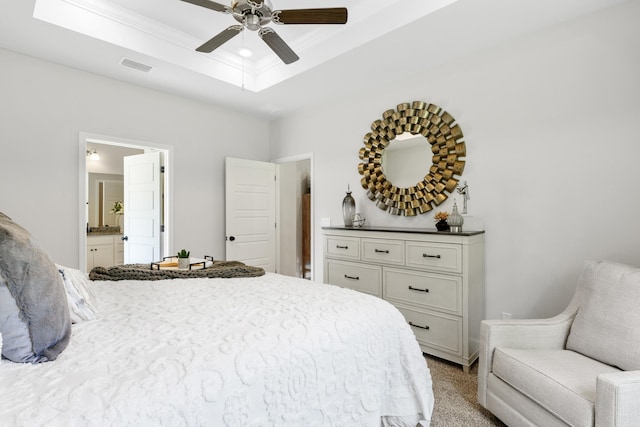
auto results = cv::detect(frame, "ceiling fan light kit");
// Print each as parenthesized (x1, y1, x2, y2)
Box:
(181, 0, 348, 64)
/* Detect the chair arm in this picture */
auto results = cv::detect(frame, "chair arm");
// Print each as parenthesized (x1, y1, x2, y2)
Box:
(477, 313, 576, 407)
(596, 371, 640, 427)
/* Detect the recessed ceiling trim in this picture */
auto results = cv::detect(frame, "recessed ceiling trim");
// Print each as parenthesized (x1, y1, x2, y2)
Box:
(35, 0, 258, 89)
(34, 0, 459, 92)
(60, 0, 196, 48)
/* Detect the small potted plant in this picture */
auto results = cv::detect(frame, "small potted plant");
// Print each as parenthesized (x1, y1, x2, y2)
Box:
(177, 249, 190, 269)
(434, 211, 450, 232)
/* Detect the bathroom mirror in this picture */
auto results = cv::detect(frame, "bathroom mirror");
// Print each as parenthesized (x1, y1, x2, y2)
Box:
(87, 173, 124, 228)
(357, 101, 466, 216)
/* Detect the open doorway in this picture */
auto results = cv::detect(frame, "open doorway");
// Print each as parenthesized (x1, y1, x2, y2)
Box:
(79, 132, 173, 272)
(275, 154, 313, 280)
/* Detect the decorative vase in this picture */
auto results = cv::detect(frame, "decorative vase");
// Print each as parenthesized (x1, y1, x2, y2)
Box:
(342, 185, 356, 227)
(178, 257, 190, 269)
(447, 201, 464, 233)
(436, 219, 450, 232)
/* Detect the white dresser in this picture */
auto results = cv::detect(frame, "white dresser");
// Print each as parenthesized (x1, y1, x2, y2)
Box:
(323, 226, 485, 372)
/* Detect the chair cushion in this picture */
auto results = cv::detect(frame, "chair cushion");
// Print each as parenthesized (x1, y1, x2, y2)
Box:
(566, 260, 640, 370)
(492, 348, 620, 427)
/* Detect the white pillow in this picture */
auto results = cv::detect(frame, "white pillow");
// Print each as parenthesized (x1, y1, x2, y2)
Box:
(57, 265, 98, 323)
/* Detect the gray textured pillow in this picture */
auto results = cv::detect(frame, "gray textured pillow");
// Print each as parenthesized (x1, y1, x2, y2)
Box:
(0, 212, 71, 363)
(566, 260, 640, 371)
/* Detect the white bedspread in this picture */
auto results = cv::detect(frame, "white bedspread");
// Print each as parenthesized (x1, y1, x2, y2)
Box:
(0, 273, 433, 426)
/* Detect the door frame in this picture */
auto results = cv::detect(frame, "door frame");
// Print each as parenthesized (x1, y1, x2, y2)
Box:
(272, 152, 314, 280)
(78, 132, 173, 272)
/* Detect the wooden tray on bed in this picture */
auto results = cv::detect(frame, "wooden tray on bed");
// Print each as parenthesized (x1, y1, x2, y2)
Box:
(150, 255, 215, 271)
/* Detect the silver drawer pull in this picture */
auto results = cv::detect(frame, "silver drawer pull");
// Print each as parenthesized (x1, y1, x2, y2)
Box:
(409, 321, 430, 330)
(374, 249, 389, 254)
(344, 274, 360, 280)
(336, 245, 349, 249)
(408, 286, 429, 293)
(422, 254, 441, 259)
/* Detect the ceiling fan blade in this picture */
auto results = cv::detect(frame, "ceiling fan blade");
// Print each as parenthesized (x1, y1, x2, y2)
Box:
(196, 25, 243, 53)
(272, 8, 348, 25)
(259, 28, 299, 64)
(180, 0, 229, 13)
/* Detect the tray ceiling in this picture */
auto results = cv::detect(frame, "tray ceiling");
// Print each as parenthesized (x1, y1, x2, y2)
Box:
(0, 0, 627, 118)
(33, 0, 456, 92)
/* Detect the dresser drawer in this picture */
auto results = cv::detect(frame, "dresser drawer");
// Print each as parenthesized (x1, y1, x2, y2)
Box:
(325, 236, 360, 260)
(396, 306, 462, 355)
(362, 238, 404, 266)
(406, 242, 462, 273)
(383, 268, 462, 315)
(326, 259, 381, 297)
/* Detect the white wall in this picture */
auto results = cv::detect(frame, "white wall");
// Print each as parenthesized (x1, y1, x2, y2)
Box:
(0, 48, 270, 267)
(270, 1, 640, 320)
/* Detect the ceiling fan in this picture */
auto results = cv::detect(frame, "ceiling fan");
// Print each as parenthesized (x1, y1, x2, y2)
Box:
(180, 0, 348, 64)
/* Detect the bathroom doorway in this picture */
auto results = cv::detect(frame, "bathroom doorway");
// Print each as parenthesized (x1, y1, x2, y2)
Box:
(79, 132, 173, 272)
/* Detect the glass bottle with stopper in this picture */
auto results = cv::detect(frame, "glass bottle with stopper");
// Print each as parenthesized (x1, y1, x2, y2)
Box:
(342, 185, 356, 227)
(447, 200, 464, 233)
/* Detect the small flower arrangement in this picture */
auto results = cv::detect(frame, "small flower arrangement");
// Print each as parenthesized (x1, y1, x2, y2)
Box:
(111, 201, 124, 215)
(433, 211, 449, 222)
(434, 211, 450, 231)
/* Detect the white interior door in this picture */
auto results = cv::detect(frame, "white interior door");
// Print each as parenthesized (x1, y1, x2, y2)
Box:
(123, 151, 162, 264)
(225, 157, 276, 272)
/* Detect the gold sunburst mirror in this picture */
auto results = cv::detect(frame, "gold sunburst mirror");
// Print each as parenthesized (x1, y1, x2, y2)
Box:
(357, 101, 466, 216)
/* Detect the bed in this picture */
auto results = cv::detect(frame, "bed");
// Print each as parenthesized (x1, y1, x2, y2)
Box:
(0, 272, 434, 426)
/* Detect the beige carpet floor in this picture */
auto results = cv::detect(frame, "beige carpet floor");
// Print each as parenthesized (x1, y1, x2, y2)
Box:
(426, 355, 506, 427)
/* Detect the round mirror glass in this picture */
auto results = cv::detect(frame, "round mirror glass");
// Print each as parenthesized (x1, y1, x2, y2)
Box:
(381, 133, 431, 188)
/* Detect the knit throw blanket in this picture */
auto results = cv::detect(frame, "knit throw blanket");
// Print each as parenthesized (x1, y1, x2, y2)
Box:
(89, 260, 265, 281)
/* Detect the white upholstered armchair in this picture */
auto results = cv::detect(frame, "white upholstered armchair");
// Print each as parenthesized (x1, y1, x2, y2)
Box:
(478, 260, 640, 427)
